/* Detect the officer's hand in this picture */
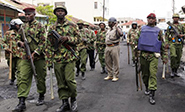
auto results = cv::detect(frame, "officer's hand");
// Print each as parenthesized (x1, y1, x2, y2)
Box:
(165, 44, 169, 49)
(163, 60, 168, 64)
(178, 34, 185, 38)
(5, 49, 12, 53)
(59, 36, 68, 43)
(31, 52, 36, 61)
(17, 41, 24, 48)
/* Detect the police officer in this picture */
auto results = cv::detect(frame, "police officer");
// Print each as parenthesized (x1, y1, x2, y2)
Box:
(45, 5, 80, 112)
(12, 7, 47, 112)
(135, 13, 168, 105)
(165, 13, 185, 78)
(2, 19, 23, 85)
(84, 23, 96, 71)
(127, 22, 139, 67)
(96, 22, 107, 74)
(76, 21, 90, 80)
(104, 17, 123, 82)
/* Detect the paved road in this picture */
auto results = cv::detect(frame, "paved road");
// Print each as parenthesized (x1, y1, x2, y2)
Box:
(0, 42, 185, 112)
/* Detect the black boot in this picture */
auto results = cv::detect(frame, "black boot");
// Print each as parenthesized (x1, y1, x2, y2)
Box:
(9, 80, 14, 85)
(132, 61, 135, 67)
(144, 85, 150, 95)
(174, 68, 180, 77)
(71, 97, 78, 112)
(12, 97, 26, 112)
(149, 90, 155, 105)
(82, 72, 86, 80)
(76, 69, 80, 77)
(101, 67, 106, 74)
(171, 69, 175, 78)
(56, 99, 70, 112)
(36, 94, 45, 106)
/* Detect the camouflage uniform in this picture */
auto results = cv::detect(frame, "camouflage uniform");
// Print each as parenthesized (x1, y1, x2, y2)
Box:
(86, 27, 96, 70)
(135, 25, 168, 91)
(127, 28, 139, 63)
(96, 29, 107, 70)
(16, 19, 47, 98)
(76, 27, 90, 77)
(45, 18, 81, 100)
(165, 21, 185, 76)
(2, 30, 23, 83)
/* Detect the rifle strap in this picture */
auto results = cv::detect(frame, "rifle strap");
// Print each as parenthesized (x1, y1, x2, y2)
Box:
(25, 22, 39, 44)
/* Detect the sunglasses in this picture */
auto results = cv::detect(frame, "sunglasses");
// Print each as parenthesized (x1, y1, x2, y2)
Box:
(147, 17, 156, 19)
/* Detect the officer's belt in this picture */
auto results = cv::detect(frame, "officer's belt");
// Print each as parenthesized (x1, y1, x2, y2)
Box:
(107, 42, 119, 47)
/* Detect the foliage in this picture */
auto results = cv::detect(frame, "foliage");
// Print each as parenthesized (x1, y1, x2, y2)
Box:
(36, 4, 56, 25)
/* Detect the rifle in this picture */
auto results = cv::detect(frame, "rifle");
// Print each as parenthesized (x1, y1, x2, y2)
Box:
(51, 30, 80, 60)
(20, 26, 38, 84)
(9, 40, 12, 80)
(167, 21, 184, 44)
(127, 44, 130, 64)
(182, 5, 185, 13)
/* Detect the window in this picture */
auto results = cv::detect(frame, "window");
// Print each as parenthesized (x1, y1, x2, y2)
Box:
(94, 2, 97, 9)
(55, 2, 65, 7)
(121, 21, 123, 23)
(43, 4, 49, 6)
(126, 25, 129, 28)
(94, 18, 96, 22)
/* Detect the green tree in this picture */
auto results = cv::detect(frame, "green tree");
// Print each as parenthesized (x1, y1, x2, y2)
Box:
(36, 4, 56, 25)
(36, 4, 73, 26)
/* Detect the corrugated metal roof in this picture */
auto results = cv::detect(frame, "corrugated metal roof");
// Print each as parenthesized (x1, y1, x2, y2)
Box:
(120, 20, 146, 26)
(0, 2, 23, 13)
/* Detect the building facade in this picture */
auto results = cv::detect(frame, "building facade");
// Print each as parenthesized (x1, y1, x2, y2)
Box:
(19, 0, 109, 24)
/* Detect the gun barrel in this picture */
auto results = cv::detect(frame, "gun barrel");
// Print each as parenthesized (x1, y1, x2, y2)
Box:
(51, 30, 80, 59)
(21, 26, 38, 84)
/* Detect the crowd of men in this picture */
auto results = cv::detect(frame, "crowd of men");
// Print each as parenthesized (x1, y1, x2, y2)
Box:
(0, 4, 185, 112)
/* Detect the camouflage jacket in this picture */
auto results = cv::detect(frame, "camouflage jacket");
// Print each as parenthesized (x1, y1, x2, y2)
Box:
(77, 28, 91, 51)
(17, 19, 46, 60)
(45, 18, 81, 67)
(134, 25, 168, 62)
(2, 30, 24, 59)
(127, 28, 139, 45)
(165, 22, 185, 45)
(87, 29, 96, 50)
(96, 29, 107, 52)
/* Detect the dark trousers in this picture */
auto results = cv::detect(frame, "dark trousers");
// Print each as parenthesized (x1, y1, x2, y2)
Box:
(87, 50, 95, 69)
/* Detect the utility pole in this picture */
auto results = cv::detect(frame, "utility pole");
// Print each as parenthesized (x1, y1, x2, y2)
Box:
(172, 0, 175, 14)
(103, 0, 105, 22)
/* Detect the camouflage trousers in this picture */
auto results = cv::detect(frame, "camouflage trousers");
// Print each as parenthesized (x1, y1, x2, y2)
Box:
(170, 44, 183, 70)
(54, 61, 77, 99)
(16, 59, 46, 98)
(130, 44, 135, 61)
(140, 56, 158, 90)
(76, 49, 87, 73)
(98, 49, 105, 68)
